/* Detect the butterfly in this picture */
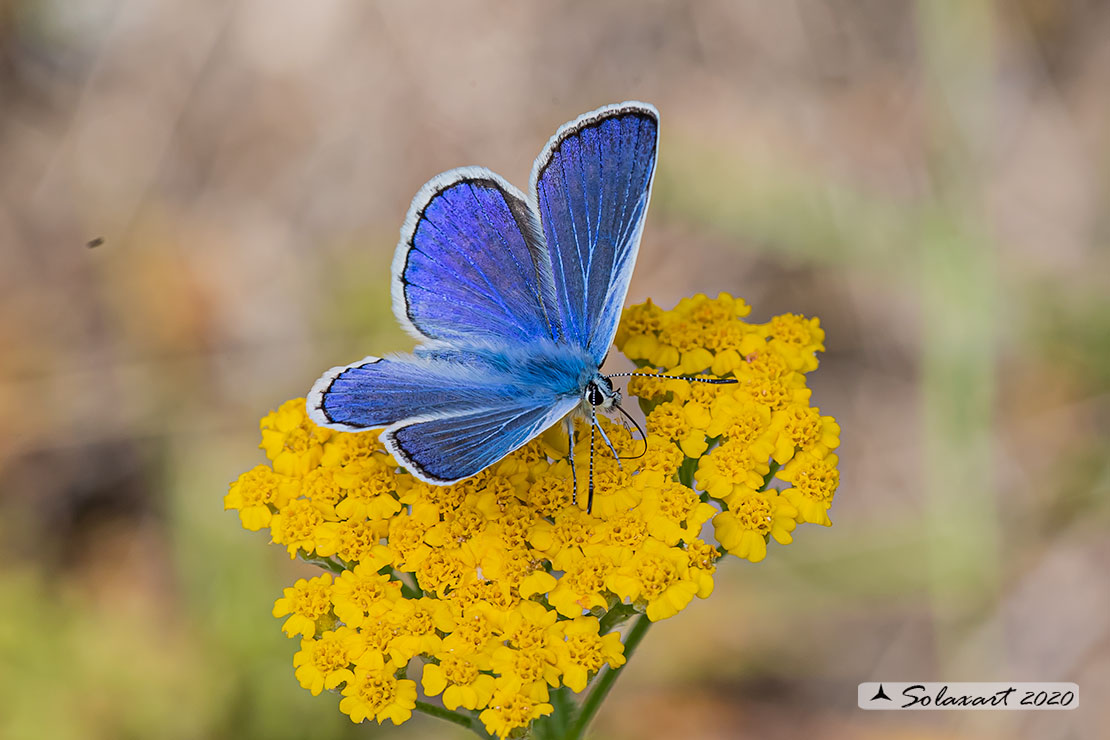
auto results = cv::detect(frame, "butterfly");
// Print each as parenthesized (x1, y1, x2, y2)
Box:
(307, 102, 730, 511)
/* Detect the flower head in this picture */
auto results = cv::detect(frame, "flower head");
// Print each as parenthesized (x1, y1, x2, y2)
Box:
(272, 574, 334, 638)
(479, 689, 554, 738)
(224, 465, 294, 531)
(229, 291, 840, 738)
(261, 398, 331, 476)
(426, 652, 496, 711)
(293, 627, 363, 695)
(554, 616, 626, 692)
(339, 657, 417, 725)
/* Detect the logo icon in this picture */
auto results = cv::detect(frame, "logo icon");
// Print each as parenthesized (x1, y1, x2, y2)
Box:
(870, 684, 892, 701)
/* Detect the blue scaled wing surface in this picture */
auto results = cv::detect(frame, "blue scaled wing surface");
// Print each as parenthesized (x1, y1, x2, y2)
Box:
(530, 102, 659, 363)
(391, 167, 558, 346)
(384, 398, 576, 484)
(309, 102, 660, 484)
(308, 351, 578, 484)
(309, 354, 515, 430)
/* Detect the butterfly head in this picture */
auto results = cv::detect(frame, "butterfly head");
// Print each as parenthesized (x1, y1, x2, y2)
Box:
(583, 374, 620, 413)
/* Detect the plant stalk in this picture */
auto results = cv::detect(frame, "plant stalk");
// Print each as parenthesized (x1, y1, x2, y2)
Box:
(413, 700, 490, 738)
(566, 613, 652, 740)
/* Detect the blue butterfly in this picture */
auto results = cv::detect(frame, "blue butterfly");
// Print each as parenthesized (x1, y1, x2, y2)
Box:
(308, 102, 706, 511)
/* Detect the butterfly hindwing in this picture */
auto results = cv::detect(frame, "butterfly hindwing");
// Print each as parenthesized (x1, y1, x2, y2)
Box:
(393, 167, 558, 346)
(383, 397, 578, 484)
(309, 354, 522, 431)
(530, 102, 659, 362)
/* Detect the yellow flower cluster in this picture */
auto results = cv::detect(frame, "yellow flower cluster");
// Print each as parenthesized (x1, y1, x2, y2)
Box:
(225, 292, 839, 738)
(617, 293, 840, 561)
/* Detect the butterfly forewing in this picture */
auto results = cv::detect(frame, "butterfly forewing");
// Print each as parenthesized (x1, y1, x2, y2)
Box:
(393, 167, 558, 346)
(530, 103, 659, 363)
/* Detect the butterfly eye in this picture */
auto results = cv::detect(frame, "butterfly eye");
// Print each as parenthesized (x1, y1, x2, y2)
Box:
(586, 382, 605, 407)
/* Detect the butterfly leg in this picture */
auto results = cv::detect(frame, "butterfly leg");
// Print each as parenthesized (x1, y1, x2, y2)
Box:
(565, 417, 578, 506)
(588, 408, 596, 514)
(593, 417, 623, 471)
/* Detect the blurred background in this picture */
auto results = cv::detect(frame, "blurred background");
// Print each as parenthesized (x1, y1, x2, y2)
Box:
(1, 0, 1108, 738)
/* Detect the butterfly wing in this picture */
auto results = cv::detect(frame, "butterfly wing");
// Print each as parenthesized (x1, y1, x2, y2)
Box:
(530, 102, 659, 362)
(383, 398, 577, 484)
(310, 353, 526, 431)
(393, 167, 559, 346)
(309, 104, 660, 484)
(308, 351, 578, 484)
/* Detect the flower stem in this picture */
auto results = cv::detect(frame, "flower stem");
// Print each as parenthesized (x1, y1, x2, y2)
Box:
(759, 460, 781, 491)
(597, 602, 636, 634)
(297, 552, 346, 574)
(567, 613, 652, 740)
(391, 567, 424, 599)
(414, 700, 491, 738)
(535, 686, 575, 740)
(677, 457, 698, 488)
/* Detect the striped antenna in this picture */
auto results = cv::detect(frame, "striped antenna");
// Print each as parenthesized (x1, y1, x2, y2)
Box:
(605, 371, 738, 384)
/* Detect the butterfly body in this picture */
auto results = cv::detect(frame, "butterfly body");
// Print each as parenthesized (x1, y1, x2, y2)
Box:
(415, 338, 599, 400)
(309, 102, 659, 489)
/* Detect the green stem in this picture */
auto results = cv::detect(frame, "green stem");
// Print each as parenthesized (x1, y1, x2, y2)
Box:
(391, 567, 424, 599)
(677, 457, 698, 489)
(567, 613, 652, 740)
(759, 460, 781, 492)
(298, 552, 346, 574)
(413, 700, 490, 738)
(539, 686, 575, 740)
(597, 603, 635, 634)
